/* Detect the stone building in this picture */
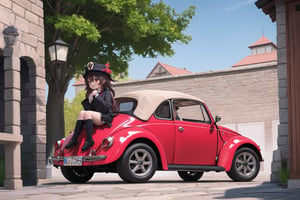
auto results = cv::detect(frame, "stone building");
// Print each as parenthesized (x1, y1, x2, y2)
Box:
(0, 0, 46, 189)
(147, 62, 192, 78)
(74, 35, 279, 175)
(256, 0, 300, 188)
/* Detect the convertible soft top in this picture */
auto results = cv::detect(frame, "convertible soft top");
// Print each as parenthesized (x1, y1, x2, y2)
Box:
(116, 90, 204, 121)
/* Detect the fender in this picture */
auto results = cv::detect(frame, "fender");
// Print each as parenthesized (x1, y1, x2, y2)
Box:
(217, 136, 262, 171)
(99, 127, 169, 170)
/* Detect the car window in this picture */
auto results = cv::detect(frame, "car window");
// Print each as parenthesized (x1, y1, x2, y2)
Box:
(116, 98, 137, 114)
(154, 100, 172, 120)
(173, 99, 211, 124)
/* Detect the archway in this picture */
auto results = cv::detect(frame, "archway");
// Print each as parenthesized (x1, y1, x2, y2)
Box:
(20, 57, 38, 186)
(0, 51, 4, 132)
(0, 52, 4, 186)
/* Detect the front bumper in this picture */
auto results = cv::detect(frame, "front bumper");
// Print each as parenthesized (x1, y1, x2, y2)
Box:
(49, 155, 107, 165)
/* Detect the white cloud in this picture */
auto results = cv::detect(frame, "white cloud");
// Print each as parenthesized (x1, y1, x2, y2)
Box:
(226, 0, 255, 11)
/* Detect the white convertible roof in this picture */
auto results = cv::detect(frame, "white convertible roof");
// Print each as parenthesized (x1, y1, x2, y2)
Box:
(116, 90, 204, 121)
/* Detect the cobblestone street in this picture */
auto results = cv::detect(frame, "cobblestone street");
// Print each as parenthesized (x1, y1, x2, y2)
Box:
(1, 168, 300, 200)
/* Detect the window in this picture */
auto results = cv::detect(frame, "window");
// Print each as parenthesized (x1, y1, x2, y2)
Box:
(116, 98, 137, 114)
(154, 100, 172, 120)
(173, 99, 211, 124)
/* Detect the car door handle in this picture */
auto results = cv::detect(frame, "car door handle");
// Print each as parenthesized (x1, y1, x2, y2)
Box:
(178, 127, 184, 132)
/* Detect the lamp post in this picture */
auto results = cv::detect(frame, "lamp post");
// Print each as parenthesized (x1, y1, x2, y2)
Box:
(48, 39, 69, 62)
(46, 38, 69, 178)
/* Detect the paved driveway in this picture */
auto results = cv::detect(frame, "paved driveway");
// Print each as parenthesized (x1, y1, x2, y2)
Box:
(0, 168, 300, 200)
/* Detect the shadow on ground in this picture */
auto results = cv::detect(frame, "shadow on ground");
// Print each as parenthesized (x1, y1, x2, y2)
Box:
(216, 182, 300, 200)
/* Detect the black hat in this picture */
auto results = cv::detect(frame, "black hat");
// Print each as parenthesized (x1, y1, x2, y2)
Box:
(83, 62, 113, 81)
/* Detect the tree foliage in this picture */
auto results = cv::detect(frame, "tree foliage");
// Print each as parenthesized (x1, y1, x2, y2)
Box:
(44, 0, 195, 160)
(64, 91, 86, 136)
(45, 0, 195, 77)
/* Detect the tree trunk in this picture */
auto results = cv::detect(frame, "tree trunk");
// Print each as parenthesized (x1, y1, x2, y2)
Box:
(46, 85, 65, 163)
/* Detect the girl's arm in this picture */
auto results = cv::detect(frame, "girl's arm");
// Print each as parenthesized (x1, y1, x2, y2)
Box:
(92, 89, 112, 113)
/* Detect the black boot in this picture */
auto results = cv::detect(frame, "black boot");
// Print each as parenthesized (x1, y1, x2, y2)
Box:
(65, 120, 84, 149)
(81, 119, 94, 151)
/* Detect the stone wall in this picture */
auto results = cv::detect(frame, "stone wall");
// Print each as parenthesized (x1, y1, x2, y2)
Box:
(0, 0, 46, 186)
(0, 56, 4, 133)
(270, 0, 289, 183)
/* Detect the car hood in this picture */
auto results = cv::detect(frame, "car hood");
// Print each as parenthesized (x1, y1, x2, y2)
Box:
(218, 125, 240, 135)
(217, 125, 241, 141)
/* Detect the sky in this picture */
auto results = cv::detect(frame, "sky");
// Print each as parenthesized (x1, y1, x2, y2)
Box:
(65, 0, 276, 99)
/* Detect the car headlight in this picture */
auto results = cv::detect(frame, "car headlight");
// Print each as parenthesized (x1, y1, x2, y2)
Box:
(54, 138, 64, 149)
(102, 136, 114, 148)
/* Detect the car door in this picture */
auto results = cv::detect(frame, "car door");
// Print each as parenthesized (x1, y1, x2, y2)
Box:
(143, 100, 177, 164)
(172, 99, 218, 165)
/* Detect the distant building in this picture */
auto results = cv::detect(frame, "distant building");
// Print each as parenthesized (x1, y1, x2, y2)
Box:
(232, 35, 277, 67)
(146, 62, 192, 78)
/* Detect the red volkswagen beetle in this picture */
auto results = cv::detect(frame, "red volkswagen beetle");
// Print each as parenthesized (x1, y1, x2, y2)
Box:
(50, 90, 263, 183)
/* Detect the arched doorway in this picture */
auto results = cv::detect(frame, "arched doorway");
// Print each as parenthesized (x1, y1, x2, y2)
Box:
(20, 57, 38, 186)
(0, 52, 4, 186)
(0, 51, 4, 132)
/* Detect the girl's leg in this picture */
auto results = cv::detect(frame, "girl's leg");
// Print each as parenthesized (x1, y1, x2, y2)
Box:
(81, 111, 103, 151)
(81, 119, 94, 151)
(65, 111, 86, 149)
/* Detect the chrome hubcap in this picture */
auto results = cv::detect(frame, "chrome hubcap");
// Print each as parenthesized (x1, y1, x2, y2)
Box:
(129, 148, 153, 176)
(235, 152, 257, 177)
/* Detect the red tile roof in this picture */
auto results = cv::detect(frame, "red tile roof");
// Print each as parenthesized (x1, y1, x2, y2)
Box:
(232, 51, 277, 67)
(72, 76, 84, 86)
(233, 36, 277, 67)
(248, 35, 276, 48)
(146, 62, 192, 78)
(159, 62, 192, 75)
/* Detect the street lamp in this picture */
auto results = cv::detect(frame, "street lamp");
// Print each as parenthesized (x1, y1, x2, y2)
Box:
(48, 39, 69, 62)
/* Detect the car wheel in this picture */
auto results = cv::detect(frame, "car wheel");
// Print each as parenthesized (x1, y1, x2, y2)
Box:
(61, 166, 94, 183)
(117, 143, 157, 183)
(178, 171, 203, 181)
(226, 147, 260, 182)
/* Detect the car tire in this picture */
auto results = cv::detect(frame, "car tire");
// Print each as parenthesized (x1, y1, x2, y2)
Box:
(117, 143, 157, 183)
(226, 147, 260, 182)
(178, 171, 203, 181)
(61, 166, 94, 183)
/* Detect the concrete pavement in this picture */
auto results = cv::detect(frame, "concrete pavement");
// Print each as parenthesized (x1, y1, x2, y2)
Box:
(0, 167, 300, 200)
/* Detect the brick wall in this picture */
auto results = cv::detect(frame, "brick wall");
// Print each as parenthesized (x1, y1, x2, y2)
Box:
(113, 65, 278, 124)
(0, 0, 46, 185)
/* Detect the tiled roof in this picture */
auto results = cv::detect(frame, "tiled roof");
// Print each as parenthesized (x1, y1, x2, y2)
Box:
(72, 76, 84, 86)
(232, 51, 277, 67)
(146, 62, 192, 78)
(248, 35, 276, 48)
(159, 62, 192, 75)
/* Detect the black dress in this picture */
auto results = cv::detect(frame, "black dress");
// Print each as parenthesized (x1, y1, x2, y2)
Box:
(81, 88, 114, 125)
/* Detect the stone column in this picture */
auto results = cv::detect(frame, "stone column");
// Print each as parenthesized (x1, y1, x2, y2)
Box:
(270, 0, 289, 184)
(3, 26, 23, 189)
(286, 0, 300, 188)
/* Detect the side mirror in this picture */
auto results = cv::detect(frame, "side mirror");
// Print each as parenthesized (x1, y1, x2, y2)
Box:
(215, 116, 221, 123)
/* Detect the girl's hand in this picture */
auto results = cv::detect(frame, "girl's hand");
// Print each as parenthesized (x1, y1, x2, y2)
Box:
(89, 90, 98, 103)
(90, 90, 98, 97)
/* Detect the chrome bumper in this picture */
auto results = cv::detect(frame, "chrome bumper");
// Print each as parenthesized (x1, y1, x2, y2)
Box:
(49, 155, 107, 164)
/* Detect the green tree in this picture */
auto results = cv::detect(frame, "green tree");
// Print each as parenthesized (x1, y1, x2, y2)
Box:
(44, 0, 195, 160)
(64, 91, 86, 136)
